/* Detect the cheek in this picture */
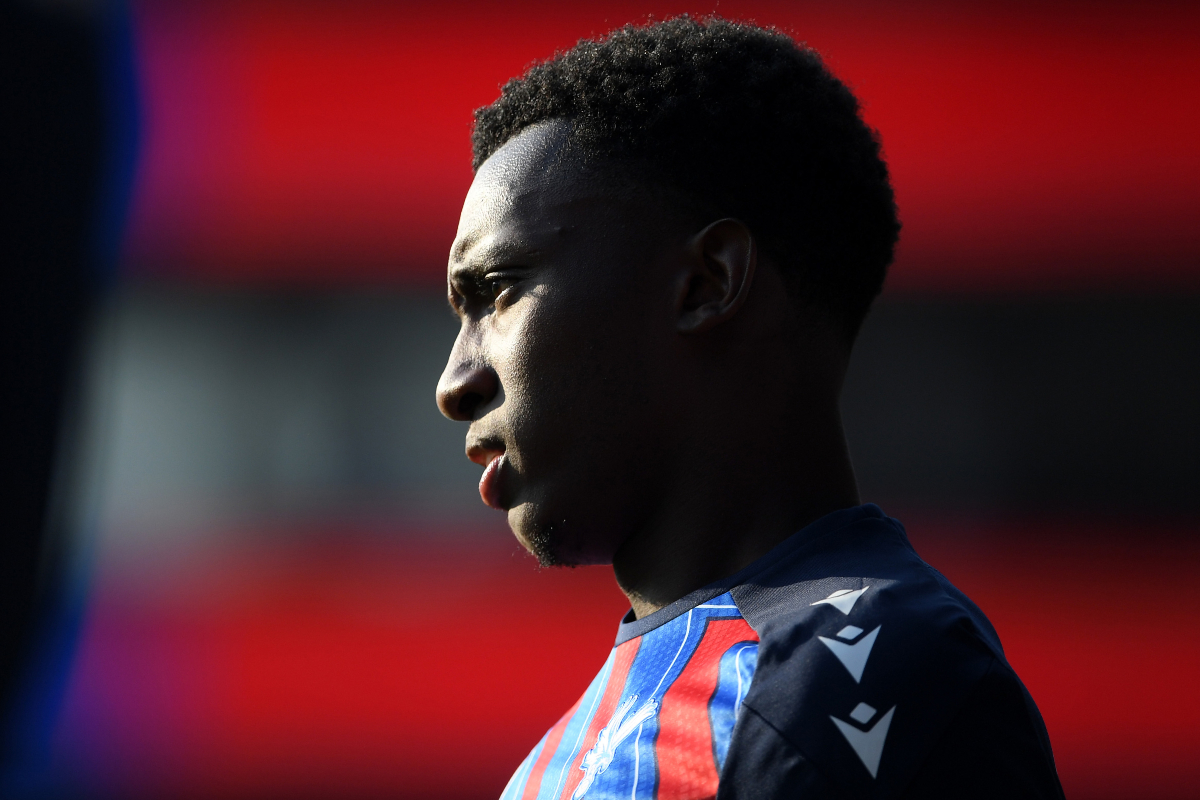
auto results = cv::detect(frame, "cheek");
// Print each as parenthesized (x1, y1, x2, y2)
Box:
(493, 278, 677, 560)
(502, 304, 597, 446)
(512, 305, 662, 466)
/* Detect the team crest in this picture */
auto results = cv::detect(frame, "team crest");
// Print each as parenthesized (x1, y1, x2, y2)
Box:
(573, 694, 659, 799)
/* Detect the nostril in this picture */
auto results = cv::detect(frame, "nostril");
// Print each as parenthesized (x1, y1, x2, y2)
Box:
(458, 392, 484, 421)
(437, 360, 498, 422)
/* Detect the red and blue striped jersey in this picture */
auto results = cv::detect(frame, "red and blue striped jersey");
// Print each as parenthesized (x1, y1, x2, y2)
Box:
(500, 592, 757, 800)
(500, 505, 1064, 800)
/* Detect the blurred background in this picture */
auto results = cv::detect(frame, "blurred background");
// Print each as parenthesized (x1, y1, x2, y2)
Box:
(3, 1, 1198, 798)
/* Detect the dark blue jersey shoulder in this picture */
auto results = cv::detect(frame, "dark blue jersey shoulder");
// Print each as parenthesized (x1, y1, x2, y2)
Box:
(718, 505, 1063, 800)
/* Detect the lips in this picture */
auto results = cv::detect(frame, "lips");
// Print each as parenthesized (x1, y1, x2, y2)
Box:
(478, 453, 506, 510)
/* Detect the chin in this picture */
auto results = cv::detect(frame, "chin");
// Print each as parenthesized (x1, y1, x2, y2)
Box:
(507, 502, 616, 568)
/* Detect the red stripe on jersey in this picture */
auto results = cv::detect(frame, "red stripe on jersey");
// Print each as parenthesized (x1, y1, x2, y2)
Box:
(655, 617, 758, 800)
(555, 637, 641, 800)
(520, 694, 585, 800)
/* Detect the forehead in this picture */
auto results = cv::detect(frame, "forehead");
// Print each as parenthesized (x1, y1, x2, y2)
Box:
(450, 122, 637, 268)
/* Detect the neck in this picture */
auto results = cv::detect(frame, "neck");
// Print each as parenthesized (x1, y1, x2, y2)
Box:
(611, 404, 859, 620)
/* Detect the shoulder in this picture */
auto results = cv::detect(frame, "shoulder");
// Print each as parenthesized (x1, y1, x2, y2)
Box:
(731, 508, 1003, 689)
(721, 508, 1061, 798)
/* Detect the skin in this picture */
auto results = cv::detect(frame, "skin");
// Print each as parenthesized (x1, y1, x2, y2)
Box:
(437, 120, 860, 619)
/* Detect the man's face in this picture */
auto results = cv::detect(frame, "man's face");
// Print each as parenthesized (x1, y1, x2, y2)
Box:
(437, 122, 688, 565)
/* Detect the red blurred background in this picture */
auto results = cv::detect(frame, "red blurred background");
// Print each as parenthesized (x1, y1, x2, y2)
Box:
(57, 521, 1200, 799)
(125, 0, 1200, 288)
(9, 2, 1198, 799)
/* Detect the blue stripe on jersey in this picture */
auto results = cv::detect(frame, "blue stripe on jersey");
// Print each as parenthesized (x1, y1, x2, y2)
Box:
(502, 591, 758, 800)
(534, 650, 615, 800)
(570, 591, 750, 800)
(708, 640, 759, 770)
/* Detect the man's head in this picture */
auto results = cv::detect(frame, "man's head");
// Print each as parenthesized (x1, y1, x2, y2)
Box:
(437, 16, 899, 568)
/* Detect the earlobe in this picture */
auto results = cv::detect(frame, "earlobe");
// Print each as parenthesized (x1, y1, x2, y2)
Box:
(676, 218, 757, 334)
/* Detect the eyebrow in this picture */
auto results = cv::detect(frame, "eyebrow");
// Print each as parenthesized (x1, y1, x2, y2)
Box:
(449, 228, 483, 264)
(451, 230, 546, 285)
(446, 239, 544, 315)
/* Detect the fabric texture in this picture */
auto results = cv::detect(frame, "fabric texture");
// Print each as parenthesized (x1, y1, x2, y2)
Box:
(500, 505, 1065, 800)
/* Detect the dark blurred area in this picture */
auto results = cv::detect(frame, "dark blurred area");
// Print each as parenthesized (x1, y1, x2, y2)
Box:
(846, 296, 1200, 513)
(1, 1, 1197, 799)
(1, 0, 104, 786)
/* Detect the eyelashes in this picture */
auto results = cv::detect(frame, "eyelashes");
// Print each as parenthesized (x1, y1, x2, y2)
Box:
(450, 270, 522, 316)
(448, 242, 540, 314)
(485, 274, 520, 303)
(478, 266, 527, 305)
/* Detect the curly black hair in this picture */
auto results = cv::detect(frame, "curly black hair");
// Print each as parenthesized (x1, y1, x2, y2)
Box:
(472, 15, 900, 341)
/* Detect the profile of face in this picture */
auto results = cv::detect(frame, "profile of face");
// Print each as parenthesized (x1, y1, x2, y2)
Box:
(436, 121, 698, 566)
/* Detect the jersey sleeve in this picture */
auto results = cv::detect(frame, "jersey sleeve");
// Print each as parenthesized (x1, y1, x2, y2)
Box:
(898, 657, 1064, 800)
(716, 704, 848, 799)
(718, 655, 1063, 800)
(721, 568, 1063, 800)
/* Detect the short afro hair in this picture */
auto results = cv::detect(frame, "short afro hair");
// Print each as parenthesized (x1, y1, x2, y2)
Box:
(472, 15, 900, 341)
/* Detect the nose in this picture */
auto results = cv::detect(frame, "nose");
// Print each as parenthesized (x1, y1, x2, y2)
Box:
(436, 333, 500, 422)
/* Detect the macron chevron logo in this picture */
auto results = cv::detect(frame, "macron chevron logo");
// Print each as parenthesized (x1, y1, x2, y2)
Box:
(810, 586, 869, 615)
(831, 703, 896, 778)
(818, 625, 881, 683)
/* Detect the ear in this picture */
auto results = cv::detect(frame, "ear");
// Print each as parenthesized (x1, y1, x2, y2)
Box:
(675, 218, 757, 334)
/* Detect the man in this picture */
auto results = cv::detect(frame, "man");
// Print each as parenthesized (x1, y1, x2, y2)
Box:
(436, 16, 1063, 800)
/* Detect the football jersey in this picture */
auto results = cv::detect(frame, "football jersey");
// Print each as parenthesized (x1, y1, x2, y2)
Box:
(500, 504, 1064, 800)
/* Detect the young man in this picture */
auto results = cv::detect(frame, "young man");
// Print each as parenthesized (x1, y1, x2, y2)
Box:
(436, 16, 1063, 800)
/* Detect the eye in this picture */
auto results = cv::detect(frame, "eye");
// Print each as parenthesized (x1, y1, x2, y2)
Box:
(484, 274, 515, 302)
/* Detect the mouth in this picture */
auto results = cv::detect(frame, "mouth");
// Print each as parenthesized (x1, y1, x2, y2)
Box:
(467, 439, 508, 510)
(478, 452, 507, 510)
